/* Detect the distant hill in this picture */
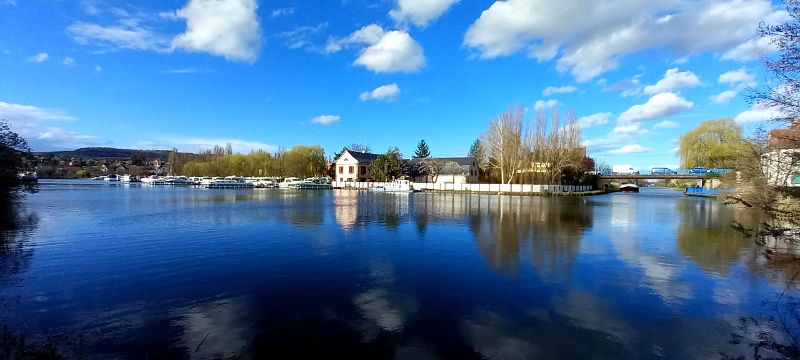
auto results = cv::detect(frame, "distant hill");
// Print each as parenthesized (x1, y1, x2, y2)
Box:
(36, 147, 172, 160)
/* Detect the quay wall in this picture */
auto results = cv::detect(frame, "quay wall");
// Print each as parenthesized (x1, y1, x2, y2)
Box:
(332, 181, 593, 193)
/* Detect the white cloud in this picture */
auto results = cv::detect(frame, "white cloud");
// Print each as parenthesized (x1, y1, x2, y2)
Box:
(602, 78, 642, 97)
(270, 7, 294, 18)
(80, 0, 128, 17)
(578, 112, 611, 128)
(26, 53, 48, 62)
(0, 101, 74, 122)
(618, 92, 693, 124)
(612, 122, 648, 135)
(643, 68, 701, 94)
(534, 99, 558, 110)
(0, 101, 104, 151)
(62, 57, 76, 66)
(279, 23, 328, 51)
(542, 85, 577, 96)
(463, 0, 785, 81)
(653, 120, 679, 129)
(170, 0, 262, 62)
(1, 0, 16, 5)
(584, 132, 635, 153)
(609, 144, 650, 154)
(734, 102, 787, 123)
(722, 36, 777, 61)
(712, 90, 737, 103)
(328, 24, 426, 73)
(95, 66, 102, 72)
(162, 68, 215, 74)
(718, 68, 756, 88)
(66, 19, 169, 52)
(389, 0, 459, 27)
(311, 115, 340, 125)
(360, 84, 400, 101)
(712, 68, 756, 103)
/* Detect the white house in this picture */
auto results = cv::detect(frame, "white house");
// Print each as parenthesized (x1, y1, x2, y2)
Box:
(333, 149, 380, 182)
(408, 157, 479, 185)
(763, 122, 800, 187)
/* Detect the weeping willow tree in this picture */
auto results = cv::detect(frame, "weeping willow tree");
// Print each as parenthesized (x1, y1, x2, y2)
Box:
(677, 118, 747, 168)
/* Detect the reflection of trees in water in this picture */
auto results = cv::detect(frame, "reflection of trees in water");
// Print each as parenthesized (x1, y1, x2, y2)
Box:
(0, 193, 38, 289)
(467, 195, 591, 277)
(675, 198, 766, 275)
(278, 190, 327, 226)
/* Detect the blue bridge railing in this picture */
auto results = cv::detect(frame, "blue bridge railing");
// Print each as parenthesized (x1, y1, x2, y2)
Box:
(598, 168, 731, 176)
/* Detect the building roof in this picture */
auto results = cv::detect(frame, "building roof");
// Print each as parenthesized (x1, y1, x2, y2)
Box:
(769, 120, 800, 149)
(407, 157, 476, 166)
(338, 149, 380, 163)
(406, 157, 476, 175)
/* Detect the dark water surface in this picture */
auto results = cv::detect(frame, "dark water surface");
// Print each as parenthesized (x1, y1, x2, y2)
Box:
(1, 180, 798, 359)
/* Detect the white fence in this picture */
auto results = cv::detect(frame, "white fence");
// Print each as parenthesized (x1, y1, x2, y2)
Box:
(331, 182, 592, 193)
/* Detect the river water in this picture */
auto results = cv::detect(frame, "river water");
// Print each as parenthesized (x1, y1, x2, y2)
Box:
(1, 180, 798, 359)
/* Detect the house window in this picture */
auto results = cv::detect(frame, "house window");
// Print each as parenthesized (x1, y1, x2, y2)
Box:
(360, 166, 366, 174)
(339, 166, 344, 174)
(340, 178, 343, 182)
(349, 166, 354, 174)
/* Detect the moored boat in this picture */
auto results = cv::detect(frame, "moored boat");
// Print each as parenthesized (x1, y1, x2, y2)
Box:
(297, 177, 333, 189)
(619, 183, 639, 193)
(141, 176, 167, 185)
(164, 176, 195, 185)
(120, 174, 140, 183)
(103, 174, 120, 182)
(369, 179, 416, 193)
(278, 177, 303, 189)
(18, 171, 38, 183)
(199, 176, 253, 189)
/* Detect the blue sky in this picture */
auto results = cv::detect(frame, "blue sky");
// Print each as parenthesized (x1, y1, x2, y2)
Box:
(0, 0, 791, 170)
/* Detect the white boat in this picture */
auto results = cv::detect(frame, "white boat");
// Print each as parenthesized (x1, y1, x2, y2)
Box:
(277, 177, 332, 189)
(200, 176, 253, 189)
(253, 178, 276, 188)
(164, 176, 195, 185)
(141, 176, 167, 185)
(120, 174, 140, 183)
(103, 174, 120, 182)
(278, 177, 303, 189)
(91, 176, 105, 180)
(18, 171, 38, 183)
(369, 179, 416, 193)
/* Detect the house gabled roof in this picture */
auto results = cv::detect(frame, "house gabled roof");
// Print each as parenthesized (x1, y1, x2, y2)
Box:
(406, 157, 476, 176)
(407, 157, 476, 166)
(769, 120, 800, 149)
(336, 149, 380, 163)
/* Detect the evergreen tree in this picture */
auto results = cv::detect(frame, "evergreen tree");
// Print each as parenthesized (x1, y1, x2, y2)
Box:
(370, 148, 402, 181)
(413, 139, 430, 158)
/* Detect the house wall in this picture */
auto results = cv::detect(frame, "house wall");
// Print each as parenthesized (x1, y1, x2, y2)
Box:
(334, 153, 371, 182)
(763, 149, 800, 186)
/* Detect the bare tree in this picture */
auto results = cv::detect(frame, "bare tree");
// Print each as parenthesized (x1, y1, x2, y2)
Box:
(753, 0, 800, 124)
(348, 143, 371, 153)
(534, 108, 583, 184)
(480, 105, 526, 184)
(421, 158, 445, 183)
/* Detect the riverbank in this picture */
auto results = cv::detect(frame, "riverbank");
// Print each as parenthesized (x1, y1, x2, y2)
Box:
(418, 188, 615, 196)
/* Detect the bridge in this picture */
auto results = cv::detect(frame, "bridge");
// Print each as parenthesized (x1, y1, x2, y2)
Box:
(596, 169, 731, 180)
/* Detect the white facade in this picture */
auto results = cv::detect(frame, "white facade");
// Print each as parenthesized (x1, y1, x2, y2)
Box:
(333, 150, 375, 182)
(763, 149, 800, 186)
